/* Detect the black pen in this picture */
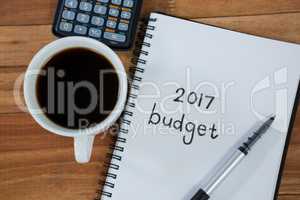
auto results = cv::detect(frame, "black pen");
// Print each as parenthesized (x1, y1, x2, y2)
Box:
(191, 116, 275, 200)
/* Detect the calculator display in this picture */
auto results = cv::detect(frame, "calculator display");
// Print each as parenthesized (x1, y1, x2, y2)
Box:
(53, 0, 143, 49)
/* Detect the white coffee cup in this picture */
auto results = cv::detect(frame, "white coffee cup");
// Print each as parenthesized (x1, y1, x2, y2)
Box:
(24, 37, 128, 163)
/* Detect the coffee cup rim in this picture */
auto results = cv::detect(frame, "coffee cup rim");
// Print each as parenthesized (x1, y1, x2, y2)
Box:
(24, 36, 128, 137)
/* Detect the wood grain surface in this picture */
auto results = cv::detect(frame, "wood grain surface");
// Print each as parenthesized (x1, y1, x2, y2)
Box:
(0, 0, 299, 200)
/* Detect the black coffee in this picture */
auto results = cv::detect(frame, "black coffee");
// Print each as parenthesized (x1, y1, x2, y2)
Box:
(36, 48, 119, 129)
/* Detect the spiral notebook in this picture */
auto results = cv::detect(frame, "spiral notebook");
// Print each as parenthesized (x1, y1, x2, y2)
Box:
(99, 13, 300, 200)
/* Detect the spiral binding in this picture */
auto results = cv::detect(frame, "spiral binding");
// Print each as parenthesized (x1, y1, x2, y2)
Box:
(95, 16, 157, 200)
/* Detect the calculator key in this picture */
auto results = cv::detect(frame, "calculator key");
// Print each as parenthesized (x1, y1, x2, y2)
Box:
(111, 0, 122, 5)
(106, 20, 117, 29)
(62, 10, 75, 20)
(104, 32, 126, 42)
(88, 28, 102, 38)
(118, 22, 128, 31)
(99, 0, 109, 3)
(76, 13, 90, 23)
(123, 0, 134, 8)
(59, 22, 73, 32)
(74, 25, 87, 34)
(65, 0, 78, 8)
(109, 8, 119, 17)
(94, 5, 107, 14)
(79, 1, 92, 11)
(121, 11, 131, 19)
(91, 16, 105, 26)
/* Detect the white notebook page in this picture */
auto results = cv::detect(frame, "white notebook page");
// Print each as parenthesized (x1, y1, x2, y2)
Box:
(102, 13, 300, 200)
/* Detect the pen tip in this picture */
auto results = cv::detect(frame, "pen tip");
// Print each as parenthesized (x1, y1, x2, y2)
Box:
(270, 115, 276, 120)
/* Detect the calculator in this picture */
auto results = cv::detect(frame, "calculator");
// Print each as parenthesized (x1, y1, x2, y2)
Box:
(52, 0, 143, 49)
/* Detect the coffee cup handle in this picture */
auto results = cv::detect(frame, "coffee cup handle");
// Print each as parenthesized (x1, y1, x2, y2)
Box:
(74, 135, 95, 163)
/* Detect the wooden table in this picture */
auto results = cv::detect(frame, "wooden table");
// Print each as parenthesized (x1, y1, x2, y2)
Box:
(0, 0, 300, 199)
